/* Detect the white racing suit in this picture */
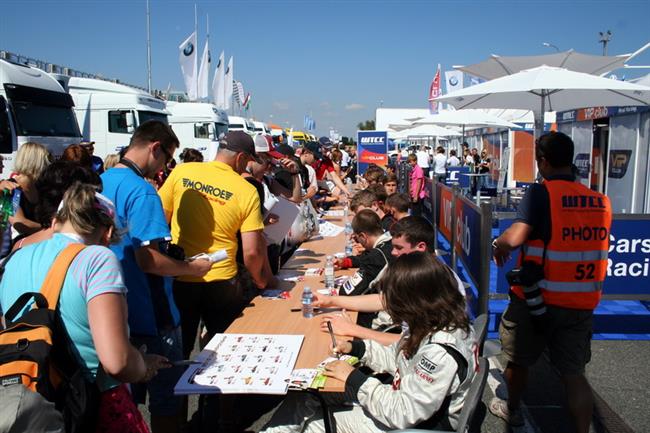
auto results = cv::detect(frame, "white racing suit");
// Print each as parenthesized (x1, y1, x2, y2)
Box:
(261, 328, 477, 433)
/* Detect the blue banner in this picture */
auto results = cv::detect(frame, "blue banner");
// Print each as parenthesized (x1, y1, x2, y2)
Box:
(454, 198, 483, 286)
(446, 166, 471, 188)
(357, 131, 388, 175)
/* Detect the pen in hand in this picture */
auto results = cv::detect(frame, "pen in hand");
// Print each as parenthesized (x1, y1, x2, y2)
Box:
(327, 320, 340, 359)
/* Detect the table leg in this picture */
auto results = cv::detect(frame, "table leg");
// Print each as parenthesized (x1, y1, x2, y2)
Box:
(306, 389, 335, 433)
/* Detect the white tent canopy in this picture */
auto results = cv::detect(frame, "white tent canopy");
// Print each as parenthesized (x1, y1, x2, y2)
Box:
(454, 44, 650, 80)
(412, 109, 521, 129)
(389, 124, 460, 140)
(435, 65, 650, 138)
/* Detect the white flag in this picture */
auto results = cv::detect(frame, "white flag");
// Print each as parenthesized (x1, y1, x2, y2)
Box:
(234, 81, 245, 105)
(197, 39, 210, 100)
(212, 51, 225, 108)
(444, 70, 464, 94)
(224, 56, 233, 110)
(179, 31, 198, 101)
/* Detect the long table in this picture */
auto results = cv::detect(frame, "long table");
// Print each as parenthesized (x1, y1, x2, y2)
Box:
(226, 212, 357, 393)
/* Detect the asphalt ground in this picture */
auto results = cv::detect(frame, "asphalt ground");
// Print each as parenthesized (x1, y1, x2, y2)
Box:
(140, 338, 649, 433)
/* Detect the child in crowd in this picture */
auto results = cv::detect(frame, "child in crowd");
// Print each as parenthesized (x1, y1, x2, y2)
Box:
(334, 210, 393, 299)
(382, 173, 398, 195)
(385, 193, 411, 222)
(261, 252, 477, 433)
(365, 184, 395, 231)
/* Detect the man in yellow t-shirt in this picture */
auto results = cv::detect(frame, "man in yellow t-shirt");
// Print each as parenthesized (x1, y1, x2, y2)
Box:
(159, 131, 277, 357)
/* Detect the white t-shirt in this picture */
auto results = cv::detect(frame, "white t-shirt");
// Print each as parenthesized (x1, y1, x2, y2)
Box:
(416, 150, 430, 168)
(340, 150, 351, 168)
(447, 156, 460, 167)
(305, 164, 318, 191)
(433, 153, 447, 174)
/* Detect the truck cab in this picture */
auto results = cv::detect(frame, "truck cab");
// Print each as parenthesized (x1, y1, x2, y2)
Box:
(252, 120, 270, 135)
(60, 76, 169, 160)
(167, 102, 229, 161)
(0, 58, 82, 173)
(228, 115, 256, 135)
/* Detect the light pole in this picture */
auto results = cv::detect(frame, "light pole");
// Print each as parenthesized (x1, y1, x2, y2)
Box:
(542, 42, 560, 52)
(599, 31, 612, 56)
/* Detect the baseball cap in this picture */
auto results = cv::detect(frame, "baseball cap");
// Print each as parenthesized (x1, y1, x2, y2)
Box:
(79, 141, 95, 147)
(274, 143, 295, 159)
(254, 134, 271, 153)
(220, 131, 262, 163)
(303, 141, 323, 160)
(318, 136, 333, 147)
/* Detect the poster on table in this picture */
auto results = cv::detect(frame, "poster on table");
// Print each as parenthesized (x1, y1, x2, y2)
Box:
(357, 130, 388, 176)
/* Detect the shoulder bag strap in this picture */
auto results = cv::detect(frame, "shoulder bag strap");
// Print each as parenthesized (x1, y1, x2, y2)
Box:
(38, 243, 87, 310)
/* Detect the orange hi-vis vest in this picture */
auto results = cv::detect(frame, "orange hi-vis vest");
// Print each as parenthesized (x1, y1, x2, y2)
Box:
(511, 179, 612, 310)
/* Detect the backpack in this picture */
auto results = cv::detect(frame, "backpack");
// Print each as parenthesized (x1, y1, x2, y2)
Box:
(0, 243, 101, 433)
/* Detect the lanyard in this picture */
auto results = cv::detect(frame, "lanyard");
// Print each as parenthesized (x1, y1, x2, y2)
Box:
(119, 158, 145, 178)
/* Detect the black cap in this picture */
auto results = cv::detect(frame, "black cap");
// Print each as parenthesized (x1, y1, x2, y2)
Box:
(275, 143, 295, 158)
(303, 141, 323, 160)
(220, 131, 262, 163)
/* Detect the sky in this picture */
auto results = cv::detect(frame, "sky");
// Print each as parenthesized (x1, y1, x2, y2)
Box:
(2, 0, 650, 137)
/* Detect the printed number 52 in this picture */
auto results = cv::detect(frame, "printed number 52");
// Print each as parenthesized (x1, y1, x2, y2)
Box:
(575, 264, 595, 280)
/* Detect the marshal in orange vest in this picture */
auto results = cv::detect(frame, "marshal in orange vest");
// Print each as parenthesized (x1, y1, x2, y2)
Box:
(511, 180, 612, 310)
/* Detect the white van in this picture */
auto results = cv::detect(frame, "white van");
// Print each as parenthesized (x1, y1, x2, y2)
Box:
(228, 115, 255, 135)
(59, 76, 169, 160)
(167, 102, 228, 161)
(0, 58, 82, 173)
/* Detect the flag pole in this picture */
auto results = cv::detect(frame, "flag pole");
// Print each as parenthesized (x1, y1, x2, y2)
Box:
(146, 0, 152, 94)
(194, 3, 198, 101)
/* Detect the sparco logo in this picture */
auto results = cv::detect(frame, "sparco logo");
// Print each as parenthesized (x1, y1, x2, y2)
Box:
(360, 136, 384, 144)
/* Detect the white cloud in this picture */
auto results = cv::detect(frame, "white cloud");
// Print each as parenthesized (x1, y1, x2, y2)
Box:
(345, 103, 365, 111)
(273, 101, 289, 111)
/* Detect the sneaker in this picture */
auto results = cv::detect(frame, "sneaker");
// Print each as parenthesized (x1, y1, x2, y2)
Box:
(489, 397, 524, 426)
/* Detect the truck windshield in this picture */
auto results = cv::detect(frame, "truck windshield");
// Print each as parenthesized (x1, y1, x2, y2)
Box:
(138, 111, 168, 125)
(11, 102, 80, 137)
(215, 122, 228, 139)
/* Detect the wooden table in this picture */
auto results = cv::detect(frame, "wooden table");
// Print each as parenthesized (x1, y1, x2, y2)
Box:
(226, 212, 357, 393)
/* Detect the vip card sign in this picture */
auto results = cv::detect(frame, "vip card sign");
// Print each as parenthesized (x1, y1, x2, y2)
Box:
(357, 130, 388, 175)
(175, 334, 303, 395)
(446, 166, 471, 188)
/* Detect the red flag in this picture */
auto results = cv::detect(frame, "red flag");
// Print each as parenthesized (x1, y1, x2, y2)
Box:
(428, 65, 441, 114)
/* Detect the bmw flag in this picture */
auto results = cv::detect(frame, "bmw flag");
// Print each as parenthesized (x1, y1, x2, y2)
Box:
(179, 31, 198, 101)
(445, 70, 464, 94)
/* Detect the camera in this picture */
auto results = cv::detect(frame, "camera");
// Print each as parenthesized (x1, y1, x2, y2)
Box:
(506, 261, 545, 287)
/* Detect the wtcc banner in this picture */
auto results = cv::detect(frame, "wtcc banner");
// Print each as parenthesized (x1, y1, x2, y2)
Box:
(357, 130, 388, 175)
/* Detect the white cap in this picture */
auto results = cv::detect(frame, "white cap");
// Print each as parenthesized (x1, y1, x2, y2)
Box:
(254, 134, 271, 153)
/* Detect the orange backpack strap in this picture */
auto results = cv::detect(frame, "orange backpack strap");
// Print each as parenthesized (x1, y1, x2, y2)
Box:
(38, 243, 87, 310)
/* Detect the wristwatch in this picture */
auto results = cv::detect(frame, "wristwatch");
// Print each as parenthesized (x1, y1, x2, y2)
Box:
(492, 238, 499, 250)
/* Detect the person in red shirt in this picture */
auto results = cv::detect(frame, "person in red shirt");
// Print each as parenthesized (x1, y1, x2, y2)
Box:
(307, 141, 351, 197)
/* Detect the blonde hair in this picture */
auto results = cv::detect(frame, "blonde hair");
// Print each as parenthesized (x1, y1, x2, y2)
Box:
(14, 142, 52, 181)
(104, 154, 120, 170)
(56, 182, 121, 244)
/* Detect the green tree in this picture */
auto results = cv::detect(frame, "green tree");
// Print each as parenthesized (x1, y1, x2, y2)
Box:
(356, 120, 376, 130)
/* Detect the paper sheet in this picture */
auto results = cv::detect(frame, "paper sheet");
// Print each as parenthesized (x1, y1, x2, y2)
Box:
(318, 221, 344, 238)
(175, 334, 303, 395)
(263, 196, 300, 244)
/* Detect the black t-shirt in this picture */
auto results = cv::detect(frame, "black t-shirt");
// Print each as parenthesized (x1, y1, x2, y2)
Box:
(514, 174, 576, 244)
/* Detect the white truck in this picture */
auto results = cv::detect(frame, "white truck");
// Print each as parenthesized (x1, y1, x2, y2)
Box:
(252, 120, 270, 135)
(228, 115, 256, 135)
(56, 76, 169, 160)
(167, 102, 229, 161)
(0, 58, 82, 173)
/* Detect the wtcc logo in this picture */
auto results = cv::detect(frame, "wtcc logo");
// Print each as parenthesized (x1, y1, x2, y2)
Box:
(360, 136, 385, 144)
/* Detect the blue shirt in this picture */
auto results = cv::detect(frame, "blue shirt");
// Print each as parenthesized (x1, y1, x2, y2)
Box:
(101, 167, 179, 336)
(0, 233, 125, 389)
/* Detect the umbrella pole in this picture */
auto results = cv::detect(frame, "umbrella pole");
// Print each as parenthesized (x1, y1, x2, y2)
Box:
(534, 92, 546, 140)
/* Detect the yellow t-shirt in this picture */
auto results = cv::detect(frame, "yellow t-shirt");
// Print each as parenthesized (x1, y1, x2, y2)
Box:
(158, 161, 264, 282)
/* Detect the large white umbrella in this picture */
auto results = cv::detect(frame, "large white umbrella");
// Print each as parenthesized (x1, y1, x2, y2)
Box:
(435, 65, 650, 138)
(454, 44, 650, 80)
(411, 109, 521, 141)
(401, 124, 461, 137)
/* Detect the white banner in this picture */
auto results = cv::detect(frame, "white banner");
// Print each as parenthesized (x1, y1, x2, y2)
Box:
(179, 31, 198, 101)
(224, 56, 234, 110)
(445, 70, 464, 94)
(197, 40, 210, 100)
(212, 51, 225, 108)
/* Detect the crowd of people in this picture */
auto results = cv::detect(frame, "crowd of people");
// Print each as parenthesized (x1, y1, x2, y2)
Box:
(0, 122, 476, 433)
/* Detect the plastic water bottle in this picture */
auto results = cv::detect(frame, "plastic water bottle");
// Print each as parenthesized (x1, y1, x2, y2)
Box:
(343, 204, 349, 220)
(344, 222, 354, 257)
(302, 286, 314, 318)
(324, 255, 335, 291)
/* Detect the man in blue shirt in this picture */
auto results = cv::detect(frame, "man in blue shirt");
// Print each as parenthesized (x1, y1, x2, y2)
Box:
(101, 121, 211, 433)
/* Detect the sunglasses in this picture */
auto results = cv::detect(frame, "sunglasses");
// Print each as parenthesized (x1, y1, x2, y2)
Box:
(159, 145, 174, 164)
